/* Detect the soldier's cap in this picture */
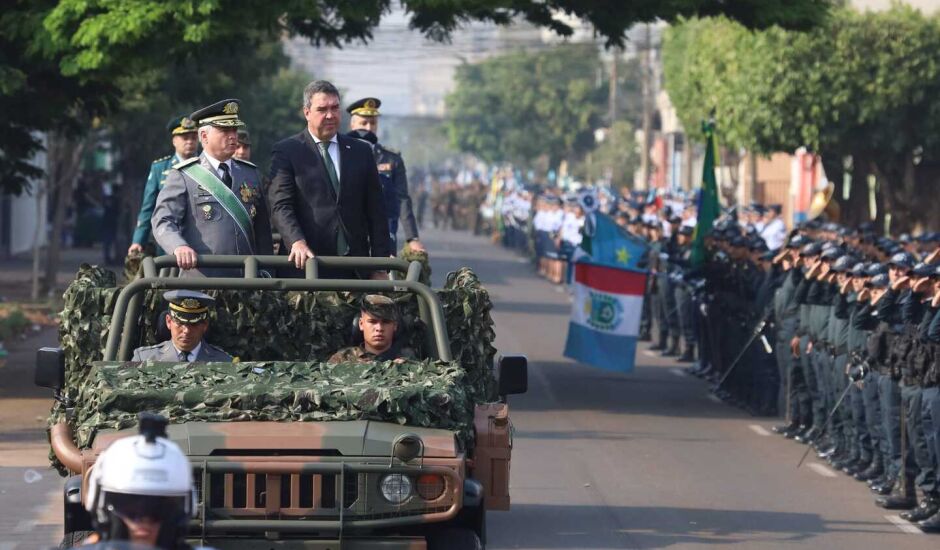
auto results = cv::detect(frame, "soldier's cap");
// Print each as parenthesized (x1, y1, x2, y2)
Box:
(190, 99, 245, 128)
(899, 233, 912, 244)
(164, 290, 215, 324)
(359, 294, 399, 322)
(912, 262, 934, 277)
(787, 235, 810, 249)
(832, 255, 858, 273)
(849, 261, 869, 276)
(799, 242, 823, 257)
(767, 204, 782, 215)
(865, 262, 888, 277)
(870, 273, 890, 288)
(748, 238, 768, 252)
(166, 115, 197, 136)
(934, 264, 940, 278)
(237, 129, 251, 145)
(346, 128, 378, 145)
(730, 236, 747, 247)
(888, 251, 915, 269)
(678, 225, 694, 237)
(347, 97, 381, 117)
(820, 247, 843, 261)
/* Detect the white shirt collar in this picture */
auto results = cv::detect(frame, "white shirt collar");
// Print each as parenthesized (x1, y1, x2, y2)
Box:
(203, 152, 231, 173)
(309, 130, 339, 147)
(172, 341, 202, 361)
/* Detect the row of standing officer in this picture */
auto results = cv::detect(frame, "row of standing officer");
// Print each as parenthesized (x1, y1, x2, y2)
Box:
(695, 221, 940, 532)
(127, 83, 423, 278)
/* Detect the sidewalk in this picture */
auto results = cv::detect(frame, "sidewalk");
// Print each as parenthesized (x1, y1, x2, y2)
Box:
(0, 246, 113, 302)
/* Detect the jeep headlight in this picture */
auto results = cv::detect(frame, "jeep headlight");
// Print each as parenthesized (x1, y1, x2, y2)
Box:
(379, 474, 412, 504)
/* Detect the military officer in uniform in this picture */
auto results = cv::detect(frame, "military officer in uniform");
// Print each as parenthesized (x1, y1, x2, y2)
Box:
(127, 115, 199, 256)
(346, 97, 424, 253)
(328, 295, 415, 364)
(234, 128, 252, 161)
(152, 99, 273, 275)
(132, 290, 232, 361)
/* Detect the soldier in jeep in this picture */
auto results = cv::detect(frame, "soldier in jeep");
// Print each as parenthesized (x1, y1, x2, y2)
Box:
(328, 294, 415, 364)
(132, 290, 232, 362)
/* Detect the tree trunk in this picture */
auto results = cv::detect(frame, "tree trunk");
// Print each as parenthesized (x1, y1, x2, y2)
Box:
(638, 25, 652, 191)
(42, 132, 86, 295)
(30, 177, 46, 301)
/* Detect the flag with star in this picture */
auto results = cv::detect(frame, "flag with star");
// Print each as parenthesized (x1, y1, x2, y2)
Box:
(576, 212, 649, 272)
(690, 120, 720, 267)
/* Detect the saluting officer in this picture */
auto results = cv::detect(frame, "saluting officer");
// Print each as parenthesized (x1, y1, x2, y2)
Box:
(132, 290, 232, 362)
(127, 115, 199, 256)
(346, 97, 424, 253)
(152, 99, 273, 275)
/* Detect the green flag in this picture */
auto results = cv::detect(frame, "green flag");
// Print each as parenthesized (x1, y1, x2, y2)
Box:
(690, 121, 720, 267)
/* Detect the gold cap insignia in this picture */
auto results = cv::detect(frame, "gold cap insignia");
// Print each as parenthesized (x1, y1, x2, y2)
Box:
(365, 99, 377, 109)
(181, 298, 201, 310)
(223, 102, 239, 115)
(181, 117, 195, 129)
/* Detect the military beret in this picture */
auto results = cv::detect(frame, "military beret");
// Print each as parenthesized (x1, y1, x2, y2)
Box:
(166, 115, 196, 135)
(347, 97, 381, 117)
(190, 98, 245, 128)
(164, 290, 214, 324)
(360, 294, 399, 322)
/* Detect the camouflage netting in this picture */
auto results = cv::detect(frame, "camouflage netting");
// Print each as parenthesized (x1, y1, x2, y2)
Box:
(72, 360, 473, 449)
(49, 261, 497, 471)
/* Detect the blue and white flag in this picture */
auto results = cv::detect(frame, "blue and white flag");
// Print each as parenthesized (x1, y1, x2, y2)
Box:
(564, 262, 648, 373)
(577, 213, 649, 271)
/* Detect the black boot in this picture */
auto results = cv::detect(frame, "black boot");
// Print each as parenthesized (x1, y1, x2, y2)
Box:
(649, 333, 667, 351)
(900, 495, 939, 522)
(662, 336, 679, 357)
(875, 477, 916, 509)
(855, 460, 883, 481)
(772, 421, 799, 436)
(678, 344, 695, 363)
(919, 509, 940, 532)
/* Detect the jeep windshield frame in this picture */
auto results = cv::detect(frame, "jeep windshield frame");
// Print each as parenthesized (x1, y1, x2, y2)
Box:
(103, 255, 452, 362)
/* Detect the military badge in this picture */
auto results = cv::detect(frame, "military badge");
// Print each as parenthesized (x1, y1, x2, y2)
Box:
(223, 102, 239, 115)
(239, 182, 254, 203)
(202, 204, 213, 220)
(181, 298, 201, 310)
(249, 204, 257, 219)
(377, 163, 392, 172)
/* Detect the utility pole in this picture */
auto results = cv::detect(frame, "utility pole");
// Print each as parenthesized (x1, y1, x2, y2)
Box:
(639, 24, 652, 191)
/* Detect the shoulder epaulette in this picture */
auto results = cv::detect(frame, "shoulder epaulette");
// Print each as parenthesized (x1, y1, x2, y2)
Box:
(381, 144, 400, 155)
(233, 157, 257, 168)
(152, 155, 172, 165)
(172, 157, 199, 170)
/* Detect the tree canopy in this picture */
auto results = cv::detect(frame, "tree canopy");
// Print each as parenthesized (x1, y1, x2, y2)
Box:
(662, 6, 940, 230)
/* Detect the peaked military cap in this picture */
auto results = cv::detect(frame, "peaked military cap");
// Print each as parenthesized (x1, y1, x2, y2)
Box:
(912, 262, 934, 277)
(888, 251, 915, 269)
(347, 97, 381, 117)
(870, 273, 890, 288)
(190, 99, 245, 128)
(165, 290, 215, 324)
(866, 262, 888, 277)
(167, 115, 197, 135)
(849, 261, 869, 276)
(237, 129, 251, 145)
(360, 294, 399, 322)
(832, 255, 858, 273)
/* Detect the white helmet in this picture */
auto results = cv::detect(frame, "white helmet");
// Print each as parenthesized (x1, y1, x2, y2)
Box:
(85, 414, 195, 548)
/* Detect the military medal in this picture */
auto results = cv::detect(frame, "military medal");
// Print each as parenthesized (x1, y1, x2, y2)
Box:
(202, 204, 212, 220)
(240, 182, 254, 203)
(249, 204, 257, 219)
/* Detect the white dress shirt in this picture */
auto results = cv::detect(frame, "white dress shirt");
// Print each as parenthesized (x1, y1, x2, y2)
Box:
(309, 130, 341, 181)
(203, 152, 233, 182)
(172, 341, 202, 362)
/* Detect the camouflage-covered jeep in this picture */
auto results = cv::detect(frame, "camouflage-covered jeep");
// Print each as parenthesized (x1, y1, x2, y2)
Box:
(37, 255, 527, 550)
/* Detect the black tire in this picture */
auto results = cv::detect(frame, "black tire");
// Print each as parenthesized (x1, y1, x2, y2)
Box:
(426, 527, 483, 550)
(59, 530, 94, 549)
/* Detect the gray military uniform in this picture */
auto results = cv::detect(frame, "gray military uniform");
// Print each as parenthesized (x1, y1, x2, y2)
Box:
(152, 153, 273, 276)
(132, 340, 232, 362)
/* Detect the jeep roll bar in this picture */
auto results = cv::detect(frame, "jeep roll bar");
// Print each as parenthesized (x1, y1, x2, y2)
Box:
(103, 255, 452, 362)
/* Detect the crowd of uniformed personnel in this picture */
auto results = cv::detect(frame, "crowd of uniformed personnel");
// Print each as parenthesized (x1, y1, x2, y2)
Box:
(482, 180, 940, 532)
(688, 215, 940, 532)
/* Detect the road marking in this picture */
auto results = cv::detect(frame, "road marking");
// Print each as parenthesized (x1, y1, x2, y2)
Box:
(706, 394, 723, 404)
(748, 424, 772, 436)
(885, 514, 923, 535)
(669, 368, 687, 377)
(808, 463, 837, 478)
(643, 350, 659, 358)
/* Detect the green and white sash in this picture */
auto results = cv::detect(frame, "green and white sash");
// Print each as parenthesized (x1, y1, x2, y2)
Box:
(181, 163, 255, 250)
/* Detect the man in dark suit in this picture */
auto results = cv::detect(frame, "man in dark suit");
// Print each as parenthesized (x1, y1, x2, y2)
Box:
(268, 80, 391, 279)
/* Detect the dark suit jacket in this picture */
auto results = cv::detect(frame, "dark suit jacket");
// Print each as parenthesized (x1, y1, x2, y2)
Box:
(268, 131, 391, 259)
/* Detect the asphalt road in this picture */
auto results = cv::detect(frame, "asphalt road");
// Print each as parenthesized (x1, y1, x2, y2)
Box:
(0, 226, 935, 549)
